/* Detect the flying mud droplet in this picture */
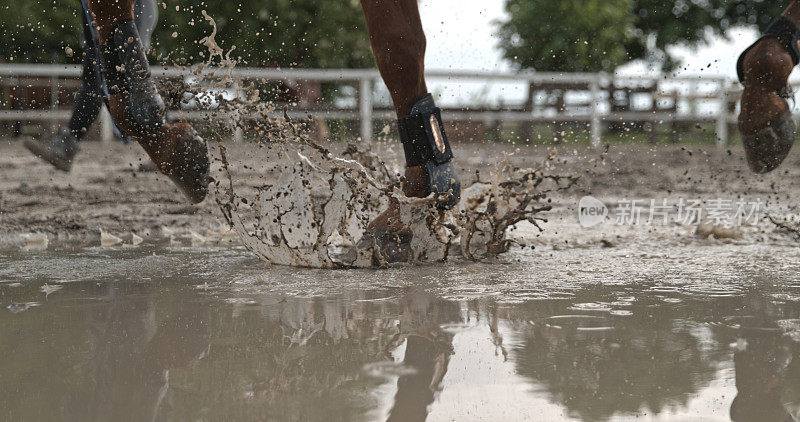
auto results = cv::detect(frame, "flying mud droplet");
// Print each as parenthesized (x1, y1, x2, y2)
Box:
(177, 13, 577, 268)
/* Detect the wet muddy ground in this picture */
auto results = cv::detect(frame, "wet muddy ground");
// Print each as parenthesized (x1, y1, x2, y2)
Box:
(3, 137, 800, 420)
(2, 137, 800, 247)
(2, 243, 800, 421)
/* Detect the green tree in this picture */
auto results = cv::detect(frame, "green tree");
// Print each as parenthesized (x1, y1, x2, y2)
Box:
(153, 0, 373, 68)
(628, 0, 785, 69)
(498, 0, 638, 72)
(498, 0, 787, 72)
(0, 0, 82, 64)
(0, 0, 374, 68)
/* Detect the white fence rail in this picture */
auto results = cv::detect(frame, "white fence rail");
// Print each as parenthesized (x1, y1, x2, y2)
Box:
(0, 63, 755, 145)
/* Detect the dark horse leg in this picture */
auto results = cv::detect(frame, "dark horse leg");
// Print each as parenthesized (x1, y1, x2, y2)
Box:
(359, 0, 462, 260)
(23, 0, 159, 172)
(361, 0, 430, 198)
(738, 1, 800, 173)
(87, 0, 210, 203)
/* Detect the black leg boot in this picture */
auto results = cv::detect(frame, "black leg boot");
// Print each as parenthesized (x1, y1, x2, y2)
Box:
(24, 128, 80, 172)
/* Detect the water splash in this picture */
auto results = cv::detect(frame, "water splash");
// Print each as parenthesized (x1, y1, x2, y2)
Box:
(175, 11, 577, 268)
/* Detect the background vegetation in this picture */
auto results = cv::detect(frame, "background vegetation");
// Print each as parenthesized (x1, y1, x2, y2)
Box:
(498, 0, 786, 72)
(0, 0, 788, 72)
(0, 0, 374, 68)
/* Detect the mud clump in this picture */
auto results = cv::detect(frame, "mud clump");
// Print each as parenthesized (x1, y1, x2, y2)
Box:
(214, 134, 575, 268)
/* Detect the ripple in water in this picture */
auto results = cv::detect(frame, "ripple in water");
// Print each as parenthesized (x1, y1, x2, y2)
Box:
(540, 314, 615, 332)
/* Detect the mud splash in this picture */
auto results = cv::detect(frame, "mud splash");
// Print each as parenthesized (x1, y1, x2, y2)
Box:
(177, 12, 576, 268)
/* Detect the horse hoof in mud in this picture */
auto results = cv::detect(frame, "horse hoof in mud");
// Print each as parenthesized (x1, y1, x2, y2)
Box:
(358, 94, 462, 263)
(358, 205, 414, 264)
(144, 123, 211, 204)
(397, 94, 461, 210)
(737, 16, 800, 174)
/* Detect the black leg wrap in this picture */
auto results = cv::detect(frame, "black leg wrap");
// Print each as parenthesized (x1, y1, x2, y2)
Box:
(397, 94, 461, 210)
(99, 19, 165, 135)
(737, 16, 800, 83)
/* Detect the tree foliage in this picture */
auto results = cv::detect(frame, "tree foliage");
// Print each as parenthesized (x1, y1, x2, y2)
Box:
(630, 0, 785, 69)
(498, 0, 637, 73)
(0, 0, 82, 64)
(498, 0, 787, 72)
(0, 0, 374, 68)
(154, 0, 373, 68)
(2, 0, 789, 71)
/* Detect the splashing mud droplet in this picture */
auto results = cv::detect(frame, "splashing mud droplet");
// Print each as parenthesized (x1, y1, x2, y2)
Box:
(183, 13, 576, 268)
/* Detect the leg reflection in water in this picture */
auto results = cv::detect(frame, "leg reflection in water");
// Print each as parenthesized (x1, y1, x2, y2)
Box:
(730, 320, 797, 422)
(387, 292, 457, 422)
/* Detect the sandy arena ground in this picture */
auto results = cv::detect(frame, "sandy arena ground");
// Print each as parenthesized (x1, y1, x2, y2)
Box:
(1, 136, 799, 249)
(5, 136, 800, 420)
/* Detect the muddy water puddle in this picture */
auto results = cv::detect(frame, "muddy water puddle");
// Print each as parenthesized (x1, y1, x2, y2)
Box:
(1, 244, 800, 421)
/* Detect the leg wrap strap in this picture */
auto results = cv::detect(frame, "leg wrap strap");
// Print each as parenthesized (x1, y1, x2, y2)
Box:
(397, 94, 461, 209)
(738, 16, 800, 83)
(98, 19, 165, 135)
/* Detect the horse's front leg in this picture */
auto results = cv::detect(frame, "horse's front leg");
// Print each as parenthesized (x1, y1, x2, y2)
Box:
(88, 0, 210, 203)
(361, 0, 431, 198)
(737, 1, 800, 173)
(359, 0, 462, 261)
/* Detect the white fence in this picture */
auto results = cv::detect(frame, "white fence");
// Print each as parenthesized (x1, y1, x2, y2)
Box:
(0, 63, 754, 145)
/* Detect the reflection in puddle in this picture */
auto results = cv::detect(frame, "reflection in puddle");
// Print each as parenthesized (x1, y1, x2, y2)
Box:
(1, 246, 800, 420)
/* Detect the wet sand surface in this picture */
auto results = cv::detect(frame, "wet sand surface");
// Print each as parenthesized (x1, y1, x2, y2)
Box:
(2, 137, 800, 247)
(3, 138, 800, 420)
(1, 243, 800, 421)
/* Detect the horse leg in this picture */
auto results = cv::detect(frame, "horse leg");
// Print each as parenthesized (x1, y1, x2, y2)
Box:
(360, 0, 433, 199)
(87, 0, 210, 203)
(361, 0, 428, 118)
(358, 0, 461, 261)
(737, 1, 800, 173)
(23, 0, 160, 172)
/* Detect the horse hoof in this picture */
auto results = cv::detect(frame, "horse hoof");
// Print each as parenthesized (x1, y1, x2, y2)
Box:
(357, 207, 413, 263)
(743, 110, 796, 174)
(169, 130, 210, 204)
(148, 124, 210, 204)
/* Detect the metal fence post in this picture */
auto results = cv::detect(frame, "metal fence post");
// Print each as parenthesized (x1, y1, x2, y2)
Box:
(50, 72, 58, 134)
(359, 77, 373, 142)
(590, 75, 602, 147)
(100, 106, 114, 143)
(715, 78, 729, 146)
